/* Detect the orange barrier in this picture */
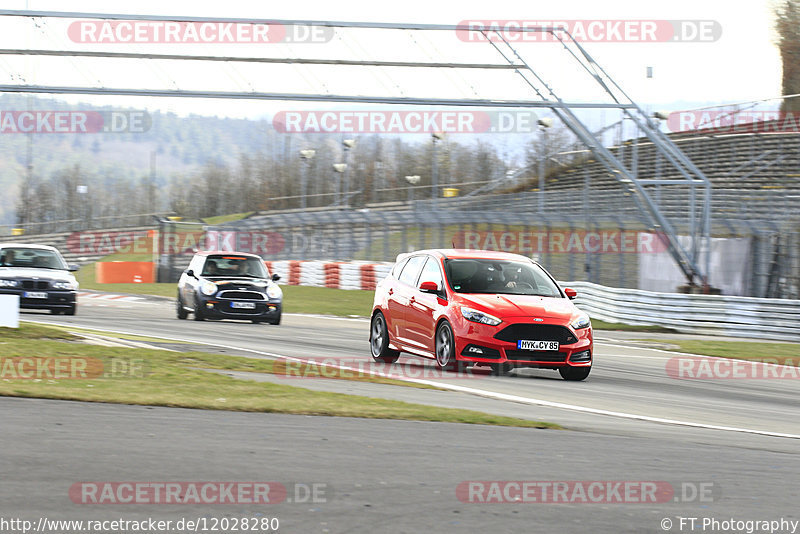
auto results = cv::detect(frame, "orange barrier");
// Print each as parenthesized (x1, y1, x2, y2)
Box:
(360, 264, 377, 290)
(324, 263, 341, 288)
(288, 261, 302, 285)
(95, 262, 155, 283)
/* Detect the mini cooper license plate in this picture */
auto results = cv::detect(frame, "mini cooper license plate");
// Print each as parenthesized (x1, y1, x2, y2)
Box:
(231, 301, 256, 309)
(517, 340, 559, 351)
(24, 291, 47, 299)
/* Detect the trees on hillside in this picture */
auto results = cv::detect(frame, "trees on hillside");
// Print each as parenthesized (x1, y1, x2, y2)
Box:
(17, 133, 536, 226)
(776, 0, 800, 111)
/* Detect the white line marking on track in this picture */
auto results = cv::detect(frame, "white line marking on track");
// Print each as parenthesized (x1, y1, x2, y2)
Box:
(26, 320, 800, 440)
(78, 293, 144, 302)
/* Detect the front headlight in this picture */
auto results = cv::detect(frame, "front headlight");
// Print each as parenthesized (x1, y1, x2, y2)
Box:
(461, 306, 502, 326)
(200, 281, 218, 296)
(51, 281, 77, 290)
(570, 313, 591, 330)
(266, 284, 282, 300)
(0, 279, 19, 288)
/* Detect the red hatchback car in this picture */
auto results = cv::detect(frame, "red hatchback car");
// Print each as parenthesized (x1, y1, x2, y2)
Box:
(369, 249, 593, 380)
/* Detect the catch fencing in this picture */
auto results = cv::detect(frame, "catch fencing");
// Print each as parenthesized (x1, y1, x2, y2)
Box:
(193, 194, 800, 299)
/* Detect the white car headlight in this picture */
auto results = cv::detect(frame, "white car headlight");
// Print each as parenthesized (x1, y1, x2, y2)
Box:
(461, 306, 502, 326)
(570, 313, 591, 330)
(266, 284, 282, 300)
(0, 279, 19, 288)
(200, 281, 218, 296)
(51, 281, 77, 290)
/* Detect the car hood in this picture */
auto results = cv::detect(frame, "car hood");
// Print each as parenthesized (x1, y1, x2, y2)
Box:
(204, 277, 270, 288)
(0, 267, 75, 282)
(457, 293, 577, 321)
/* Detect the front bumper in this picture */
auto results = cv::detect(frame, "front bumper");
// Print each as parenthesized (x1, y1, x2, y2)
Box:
(198, 295, 282, 320)
(0, 289, 76, 310)
(452, 318, 593, 368)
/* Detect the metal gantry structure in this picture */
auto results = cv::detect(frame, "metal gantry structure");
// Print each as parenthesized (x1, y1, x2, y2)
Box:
(0, 9, 712, 287)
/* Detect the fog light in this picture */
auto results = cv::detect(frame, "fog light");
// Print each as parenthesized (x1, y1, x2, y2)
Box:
(206, 303, 214, 309)
(570, 350, 591, 363)
(461, 344, 501, 359)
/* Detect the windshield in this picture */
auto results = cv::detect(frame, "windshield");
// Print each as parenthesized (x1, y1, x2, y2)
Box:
(444, 258, 562, 297)
(202, 255, 269, 278)
(0, 247, 68, 270)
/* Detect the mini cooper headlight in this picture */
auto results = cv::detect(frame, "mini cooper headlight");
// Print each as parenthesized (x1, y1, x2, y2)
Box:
(570, 313, 591, 330)
(266, 284, 282, 300)
(200, 281, 218, 296)
(461, 306, 502, 326)
(51, 281, 77, 290)
(0, 279, 20, 288)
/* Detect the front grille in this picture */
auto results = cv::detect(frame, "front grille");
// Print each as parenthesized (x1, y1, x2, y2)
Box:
(504, 350, 567, 363)
(217, 290, 265, 301)
(494, 324, 577, 345)
(21, 280, 49, 290)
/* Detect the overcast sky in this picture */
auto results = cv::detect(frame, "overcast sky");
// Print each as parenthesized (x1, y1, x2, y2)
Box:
(0, 0, 785, 118)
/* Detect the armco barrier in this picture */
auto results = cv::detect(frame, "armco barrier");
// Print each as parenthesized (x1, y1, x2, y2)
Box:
(566, 281, 800, 342)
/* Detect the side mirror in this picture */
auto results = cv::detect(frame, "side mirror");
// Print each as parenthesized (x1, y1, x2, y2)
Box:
(68, 264, 80, 272)
(186, 269, 197, 279)
(419, 281, 439, 294)
(272, 273, 281, 282)
(564, 287, 577, 300)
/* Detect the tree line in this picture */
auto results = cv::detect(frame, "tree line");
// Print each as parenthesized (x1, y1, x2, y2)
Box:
(16, 126, 578, 228)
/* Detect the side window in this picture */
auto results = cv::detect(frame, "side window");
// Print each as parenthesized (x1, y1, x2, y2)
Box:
(189, 256, 204, 274)
(418, 256, 443, 289)
(397, 256, 426, 287)
(391, 257, 410, 278)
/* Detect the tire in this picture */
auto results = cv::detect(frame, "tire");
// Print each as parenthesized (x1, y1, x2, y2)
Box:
(50, 308, 62, 315)
(176, 294, 188, 320)
(370, 312, 400, 363)
(268, 310, 282, 325)
(435, 321, 459, 371)
(559, 366, 591, 381)
(65, 303, 76, 316)
(193, 296, 204, 321)
(490, 363, 513, 376)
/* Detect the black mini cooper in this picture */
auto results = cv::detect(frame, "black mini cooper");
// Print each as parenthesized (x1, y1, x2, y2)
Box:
(176, 251, 283, 324)
(0, 243, 80, 315)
